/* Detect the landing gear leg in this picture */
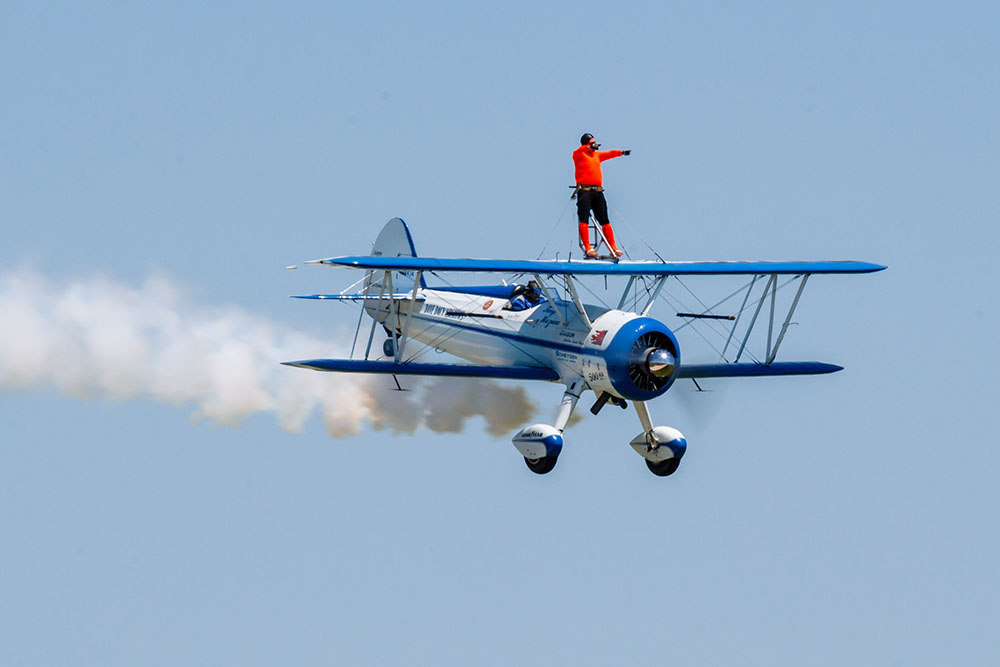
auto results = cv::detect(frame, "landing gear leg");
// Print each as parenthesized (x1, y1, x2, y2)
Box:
(630, 401, 686, 477)
(553, 377, 585, 432)
(634, 400, 658, 451)
(518, 377, 585, 475)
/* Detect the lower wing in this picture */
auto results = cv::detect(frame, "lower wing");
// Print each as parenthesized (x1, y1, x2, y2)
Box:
(677, 361, 842, 378)
(282, 359, 559, 381)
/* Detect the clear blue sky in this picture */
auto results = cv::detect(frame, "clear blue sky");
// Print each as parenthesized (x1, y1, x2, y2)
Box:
(2, 1, 998, 664)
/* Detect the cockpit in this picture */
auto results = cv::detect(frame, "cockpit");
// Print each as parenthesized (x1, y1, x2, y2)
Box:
(503, 280, 547, 311)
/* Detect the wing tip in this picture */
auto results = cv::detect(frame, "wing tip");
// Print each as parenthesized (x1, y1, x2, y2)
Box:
(281, 361, 318, 369)
(678, 361, 845, 378)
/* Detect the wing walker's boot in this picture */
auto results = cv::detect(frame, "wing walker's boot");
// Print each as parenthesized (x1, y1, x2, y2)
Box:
(602, 224, 623, 258)
(579, 222, 597, 259)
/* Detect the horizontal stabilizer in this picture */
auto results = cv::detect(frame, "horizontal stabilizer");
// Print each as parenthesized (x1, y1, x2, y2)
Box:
(292, 293, 422, 301)
(677, 361, 843, 378)
(282, 359, 560, 381)
(309, 255, 887, 277)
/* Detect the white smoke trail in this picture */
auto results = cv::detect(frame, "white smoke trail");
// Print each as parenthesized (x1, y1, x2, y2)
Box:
(0, 271, 537, 437)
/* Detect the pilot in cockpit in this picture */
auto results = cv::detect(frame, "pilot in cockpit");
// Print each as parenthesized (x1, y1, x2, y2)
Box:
(504, 280, 546, 311)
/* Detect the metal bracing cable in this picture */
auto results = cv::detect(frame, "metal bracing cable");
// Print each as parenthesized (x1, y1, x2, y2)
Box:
(535, 196, 575, 260)
(663, 275, 804, 363)
(671, 277, 758, 332)
(608, 204, 667, 263)
(403, 325, 464, 363)
(657, 291, 752, 361)
(660, 282, 734, 345)
(568, 274, 611, 311)
(627, 274, 661, 314)
(674, 276, 720, 320)
(395, 272, 551, 367)
(349, 297, 366, 358)
(668, 274, 802, 337)
(404, 313, 550, 368)
(665, 282, 734, 341)
(338, 274, 368, 295)
(671, 277, 795, 363)
(427, 272, 556, 367)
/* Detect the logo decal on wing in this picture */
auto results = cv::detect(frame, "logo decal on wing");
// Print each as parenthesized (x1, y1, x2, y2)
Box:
(590, 330, 608, 346)
(483, 300, 494, 310)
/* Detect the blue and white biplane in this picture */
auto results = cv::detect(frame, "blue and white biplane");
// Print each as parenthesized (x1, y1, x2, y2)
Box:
(285, 218, 885, 477)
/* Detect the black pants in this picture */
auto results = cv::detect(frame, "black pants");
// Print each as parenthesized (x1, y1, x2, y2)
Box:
(576, 189, 610, 226)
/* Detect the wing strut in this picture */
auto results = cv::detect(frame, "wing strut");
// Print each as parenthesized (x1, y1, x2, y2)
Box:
(767, 274, 808, 364)
(735, 274, 776, 362)
(616, 276, 636, 310)
(766, 274, 777, 360)
(531, 274, 568, 327)
(641, 276, 668, 316)
(394, 271, 423, 363)
(722, 275, 758, 360)
(563, 275, 593, 329)
(732, 273, 809, 365)
(363, 271, 389, 360)
(349, 274, 369, 359)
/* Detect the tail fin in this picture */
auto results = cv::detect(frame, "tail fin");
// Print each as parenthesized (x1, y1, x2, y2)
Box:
(364, 217, 426, 295)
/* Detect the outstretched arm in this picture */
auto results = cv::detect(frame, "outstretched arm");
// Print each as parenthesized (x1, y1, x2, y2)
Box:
(598, 149, 630, 161)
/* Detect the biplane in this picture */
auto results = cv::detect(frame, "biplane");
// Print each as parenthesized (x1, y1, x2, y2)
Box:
(284, 218, 885, 477)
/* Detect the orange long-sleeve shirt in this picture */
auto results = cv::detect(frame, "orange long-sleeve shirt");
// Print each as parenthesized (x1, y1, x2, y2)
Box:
(572, 145, 624, 186)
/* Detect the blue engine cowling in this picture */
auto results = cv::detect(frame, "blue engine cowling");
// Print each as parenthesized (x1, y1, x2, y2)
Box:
(599, 316, 681, 401)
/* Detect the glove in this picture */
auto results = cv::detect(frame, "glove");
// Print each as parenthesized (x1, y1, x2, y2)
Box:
(621, 149, 632, 156)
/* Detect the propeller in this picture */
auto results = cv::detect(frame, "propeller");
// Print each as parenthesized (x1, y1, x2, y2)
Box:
(665, 373, 729, 436)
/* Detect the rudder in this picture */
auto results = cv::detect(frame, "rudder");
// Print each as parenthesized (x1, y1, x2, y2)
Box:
(364, 217, 426, 296)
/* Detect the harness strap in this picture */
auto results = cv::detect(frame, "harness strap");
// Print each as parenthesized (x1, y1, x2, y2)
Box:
(569, 184, 604, 199)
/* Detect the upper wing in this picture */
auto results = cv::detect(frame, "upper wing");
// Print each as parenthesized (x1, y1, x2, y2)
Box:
(307, 256, 887, 276)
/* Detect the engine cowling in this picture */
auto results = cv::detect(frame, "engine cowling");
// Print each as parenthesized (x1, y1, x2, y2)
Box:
(583, 314, 680, 401)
